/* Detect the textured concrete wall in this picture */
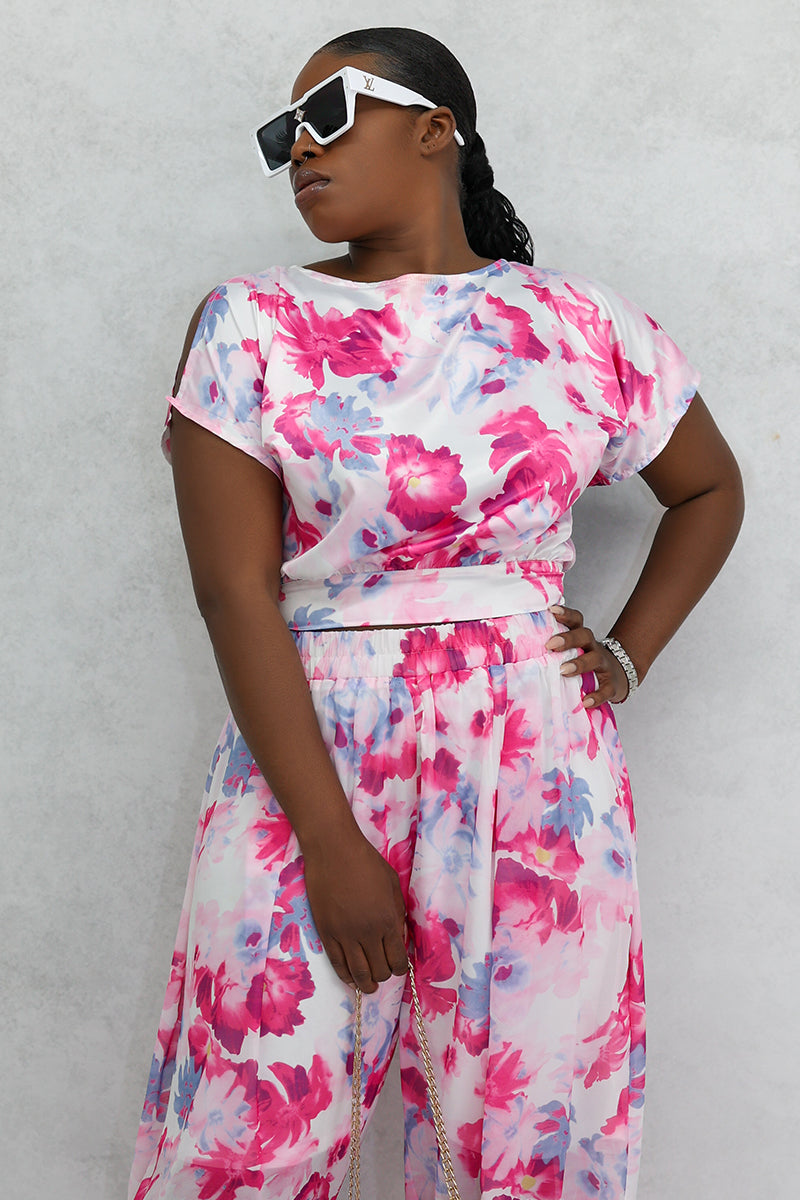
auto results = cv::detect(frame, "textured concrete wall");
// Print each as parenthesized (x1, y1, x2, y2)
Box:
(2, 2, 797, 1197)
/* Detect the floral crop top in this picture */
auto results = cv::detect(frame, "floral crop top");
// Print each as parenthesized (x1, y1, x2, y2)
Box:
(163, 259, 700, 630)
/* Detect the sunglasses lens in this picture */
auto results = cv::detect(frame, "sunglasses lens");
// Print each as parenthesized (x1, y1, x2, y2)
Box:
(256, 113, 296, 171)
(303, 76, 348, 140)
(256, 76, 350, 172)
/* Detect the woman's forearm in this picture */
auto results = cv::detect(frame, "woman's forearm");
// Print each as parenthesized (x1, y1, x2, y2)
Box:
(200, 589, 360, 854)
(607, 479, 745, 682)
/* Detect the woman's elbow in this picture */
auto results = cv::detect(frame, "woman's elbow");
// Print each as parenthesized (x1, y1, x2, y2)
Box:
(717, 454, 746, 533)
(191, 571, 282, 624)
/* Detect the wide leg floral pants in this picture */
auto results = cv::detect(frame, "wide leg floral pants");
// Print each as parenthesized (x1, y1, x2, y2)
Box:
(129, 612, 645, 1200)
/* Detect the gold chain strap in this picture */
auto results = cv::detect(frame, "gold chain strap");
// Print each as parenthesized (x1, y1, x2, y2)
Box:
(348, 959, 462, 1200)
(349, 984, 364, 1200)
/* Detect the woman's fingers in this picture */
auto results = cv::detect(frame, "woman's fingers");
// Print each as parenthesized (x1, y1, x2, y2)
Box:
(358, 876, 409, 987)
(546, 605, 629, 706)
(546, 605, 591, 653)
(547, 603, 584, 630)
(383, 928, 410, 977)
(336, 927, 408, 994)
(324, 938, 355, 988)
(328, 899, 408, 994)
(346, 944, 381, 994)
(580, 668, 621, 708)
(379, 884, 411, 979)
(553, 627, 595, 653)
(354, 894, 409, 988)
(547, 604, 583, 625)
(325, 932, 406, 993)
(561, 647, 629, 706)
(559, 649, 601, 677)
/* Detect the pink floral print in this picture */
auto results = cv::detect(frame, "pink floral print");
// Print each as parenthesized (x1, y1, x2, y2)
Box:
(129, 615, 646, 1200)
(132, 258, 699, 1199)
(162, 260, 699, 630)
(385, 435, 468, 531)
(256, 287, 406, 388)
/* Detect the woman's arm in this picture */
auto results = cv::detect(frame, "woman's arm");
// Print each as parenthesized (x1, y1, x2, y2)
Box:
(169, 407, 408, 992)
(547, 393, 745, 704)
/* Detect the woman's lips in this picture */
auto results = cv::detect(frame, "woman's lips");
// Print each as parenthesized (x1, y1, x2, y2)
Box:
(292, 167, 330, 207)
(294, 178, 329, 207)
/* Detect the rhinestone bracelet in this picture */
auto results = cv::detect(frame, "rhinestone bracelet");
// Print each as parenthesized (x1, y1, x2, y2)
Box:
(601, 637, 639, 702)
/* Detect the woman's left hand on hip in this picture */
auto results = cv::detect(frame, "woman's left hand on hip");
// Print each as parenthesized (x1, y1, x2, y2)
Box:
(546, 604, 630, 708)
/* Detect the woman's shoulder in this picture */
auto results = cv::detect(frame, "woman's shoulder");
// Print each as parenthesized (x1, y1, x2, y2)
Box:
(506, 260, 621, 303)
(202, 265, 284, 301)
(183, 267, 290, 334)
(503, 261, 655, 332)
(202, 263, 354, 308)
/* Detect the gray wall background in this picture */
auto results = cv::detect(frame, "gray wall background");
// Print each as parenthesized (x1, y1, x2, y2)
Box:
(2, 1, 797, 1197)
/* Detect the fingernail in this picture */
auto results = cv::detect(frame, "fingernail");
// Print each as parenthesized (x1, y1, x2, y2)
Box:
(560, 662, 576, 675)
(583, 697, 595, 708)
(548, 604, 565, 614)
(548, 636, 565, 650)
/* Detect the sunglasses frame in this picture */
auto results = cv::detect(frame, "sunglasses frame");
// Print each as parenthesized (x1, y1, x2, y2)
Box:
(251, 64, 465, 178)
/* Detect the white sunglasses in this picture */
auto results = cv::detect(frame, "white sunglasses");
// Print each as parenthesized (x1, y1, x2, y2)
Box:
(251, 64, 465, 177)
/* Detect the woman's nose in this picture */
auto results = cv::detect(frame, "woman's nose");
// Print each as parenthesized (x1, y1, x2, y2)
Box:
(290, 125, 321, 166)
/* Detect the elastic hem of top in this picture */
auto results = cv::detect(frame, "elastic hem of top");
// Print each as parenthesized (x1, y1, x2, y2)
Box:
(280, 560, 565, 631)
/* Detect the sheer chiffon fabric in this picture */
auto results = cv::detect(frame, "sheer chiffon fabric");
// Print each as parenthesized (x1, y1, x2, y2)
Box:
(130, 614, 644, 1200)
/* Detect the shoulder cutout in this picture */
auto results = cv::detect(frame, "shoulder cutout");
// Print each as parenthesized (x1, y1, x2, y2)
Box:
(172, 291, 215, 398)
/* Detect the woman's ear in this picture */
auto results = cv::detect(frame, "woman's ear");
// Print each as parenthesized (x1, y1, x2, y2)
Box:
(417, 107, 460, 154)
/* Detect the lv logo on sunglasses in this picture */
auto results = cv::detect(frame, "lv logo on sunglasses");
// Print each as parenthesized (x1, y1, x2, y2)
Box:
(363, 75, 375, 91)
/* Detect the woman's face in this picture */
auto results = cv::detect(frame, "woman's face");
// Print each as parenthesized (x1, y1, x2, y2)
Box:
(287, 51, 454, 245)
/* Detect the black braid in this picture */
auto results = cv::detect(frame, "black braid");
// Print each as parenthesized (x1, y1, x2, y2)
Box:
(316, 27, 535, 265)
(462, 132, 495, 196)
(460, 132, 533, 264)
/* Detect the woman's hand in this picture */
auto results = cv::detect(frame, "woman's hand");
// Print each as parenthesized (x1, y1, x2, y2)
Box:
(302, 823, 409, 994)
(546, 604, 630, 707)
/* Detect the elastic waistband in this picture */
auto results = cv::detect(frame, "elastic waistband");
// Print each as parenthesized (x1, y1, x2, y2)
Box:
(292, 610, 564, 680)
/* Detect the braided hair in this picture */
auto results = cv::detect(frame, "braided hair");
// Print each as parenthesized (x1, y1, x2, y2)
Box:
(315, 27, 534, 265)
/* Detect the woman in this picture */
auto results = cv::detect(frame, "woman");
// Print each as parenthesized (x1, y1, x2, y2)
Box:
(129, 26, 743, 1200)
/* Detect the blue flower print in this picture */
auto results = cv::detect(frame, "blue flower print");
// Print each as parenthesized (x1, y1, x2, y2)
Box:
(195, 288, 230, 344)
(173, 1057, 203, 1130)
(541, 768, 595, 841)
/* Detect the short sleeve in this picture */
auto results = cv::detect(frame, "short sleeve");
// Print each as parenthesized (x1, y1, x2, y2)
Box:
(161, 274, 281, 477)
(587, 283, 701, 486)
